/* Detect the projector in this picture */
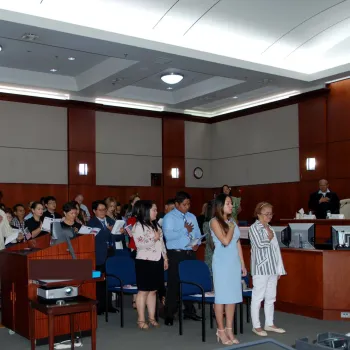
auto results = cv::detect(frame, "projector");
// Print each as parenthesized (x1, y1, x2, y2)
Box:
(37, 286, 78, 301)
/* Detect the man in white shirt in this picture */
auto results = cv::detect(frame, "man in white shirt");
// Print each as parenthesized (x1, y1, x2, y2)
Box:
(75, 194, 91, 221)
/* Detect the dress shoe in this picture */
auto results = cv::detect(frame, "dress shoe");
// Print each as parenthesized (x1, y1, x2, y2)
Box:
(164, 317, 174, 326)
(252, 328, 267, 337)
(184, 313, 202, 321)
(108, 307, 119, 313)
(264, 325, 286, 333)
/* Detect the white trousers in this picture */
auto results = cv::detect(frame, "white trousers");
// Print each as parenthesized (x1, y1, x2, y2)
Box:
(251, 275, 278, 329)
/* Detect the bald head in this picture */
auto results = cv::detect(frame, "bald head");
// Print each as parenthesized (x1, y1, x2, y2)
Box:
(319, 179, 329, 193)
(75, 194, 84, 205)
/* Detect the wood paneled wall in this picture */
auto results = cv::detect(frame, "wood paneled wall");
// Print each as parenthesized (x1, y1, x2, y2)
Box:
(2, 81, 350, 219)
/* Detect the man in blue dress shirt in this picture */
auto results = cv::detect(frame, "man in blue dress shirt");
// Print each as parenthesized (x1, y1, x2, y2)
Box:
(163, 191, 201, 326)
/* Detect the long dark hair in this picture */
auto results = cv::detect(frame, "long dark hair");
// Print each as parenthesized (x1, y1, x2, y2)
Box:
(136, 200, 159, 231)
(214, 194, 232, 234)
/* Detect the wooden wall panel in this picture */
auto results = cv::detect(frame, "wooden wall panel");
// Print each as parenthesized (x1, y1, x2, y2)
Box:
(299, 143, 327, 182)
(299, 97, 327, 146)
(327, 80, 350, 143)
(327, 140, 350, 179)
(0, 184, 68, 209)
(162, 119, 184, 158)
(68, 108, 96, 186)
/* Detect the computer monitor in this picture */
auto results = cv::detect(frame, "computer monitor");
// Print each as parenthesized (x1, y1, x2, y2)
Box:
(331, 226, 350, 250)
(272, 226, 290, 248)
(288, 223, 315, 249)
(51, 222, 77, 259)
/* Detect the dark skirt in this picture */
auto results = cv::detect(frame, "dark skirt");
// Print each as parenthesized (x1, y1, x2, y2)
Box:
(135, 258, 164, 291)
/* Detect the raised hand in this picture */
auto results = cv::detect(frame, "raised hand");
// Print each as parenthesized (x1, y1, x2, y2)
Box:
(184, 221, 194, 233)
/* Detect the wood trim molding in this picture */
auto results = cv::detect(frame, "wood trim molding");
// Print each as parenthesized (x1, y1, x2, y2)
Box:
(0, 88, 329, 125)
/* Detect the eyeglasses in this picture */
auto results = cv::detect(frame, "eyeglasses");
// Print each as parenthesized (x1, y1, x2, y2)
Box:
(261, 213, 274, 217)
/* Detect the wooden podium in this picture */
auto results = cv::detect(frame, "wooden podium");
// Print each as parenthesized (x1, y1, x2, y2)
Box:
(0, 234, 96, 342)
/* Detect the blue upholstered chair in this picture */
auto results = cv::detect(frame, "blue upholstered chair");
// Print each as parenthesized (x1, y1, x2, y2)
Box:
(105, 256, 138, 327)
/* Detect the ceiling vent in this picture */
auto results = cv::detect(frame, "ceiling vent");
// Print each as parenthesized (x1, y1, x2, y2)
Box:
(21, 33, 39, 41)
(154, 57, 172, 65)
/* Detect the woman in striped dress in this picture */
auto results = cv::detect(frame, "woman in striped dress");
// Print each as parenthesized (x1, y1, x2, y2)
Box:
(249, 202, 286, 337)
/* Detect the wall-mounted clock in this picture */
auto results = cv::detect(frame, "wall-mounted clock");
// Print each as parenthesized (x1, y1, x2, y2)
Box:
(193, 167, 203, 179)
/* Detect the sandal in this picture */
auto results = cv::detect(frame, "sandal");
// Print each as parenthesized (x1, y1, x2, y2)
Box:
(216, 329, 233, 345)
(148, 318, 160, 328)
(225, 328, 240, 344)
(137, 321, 149, 330)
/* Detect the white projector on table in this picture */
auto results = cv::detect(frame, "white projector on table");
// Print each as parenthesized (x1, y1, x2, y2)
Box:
(37, 286, 78, 301)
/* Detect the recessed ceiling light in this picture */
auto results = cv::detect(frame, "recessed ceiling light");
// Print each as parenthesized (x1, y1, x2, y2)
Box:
(0, 45, 2, 52)
(233, 96, 238, 99)
(68, 57, 75, 61)
(167, 87, 173, 90)
(161, 73, 183, 85)
(50, 69, 57, 72)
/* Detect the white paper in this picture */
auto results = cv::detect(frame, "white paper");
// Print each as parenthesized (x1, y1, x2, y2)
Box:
(190, 292, 215, 298)
(78, 225, 93, 234)
(90, 228, 101, 236)
(112, 220, 125, 235)
(42, 217, 61, 232)
(185, 233, 207, 248)
(5, 229, 19, 245)
(298, 208, 305, 215)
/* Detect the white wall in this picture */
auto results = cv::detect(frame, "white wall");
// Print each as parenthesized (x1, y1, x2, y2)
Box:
(211, 104, 299, 186)
(0, 101, 67, 184)
(185, 121, 212, 187)
(95, 112, 162, 186)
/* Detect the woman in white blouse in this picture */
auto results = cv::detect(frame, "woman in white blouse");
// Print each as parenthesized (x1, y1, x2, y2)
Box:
(249, 202, 286, 337)
(132, 200, 168, 330)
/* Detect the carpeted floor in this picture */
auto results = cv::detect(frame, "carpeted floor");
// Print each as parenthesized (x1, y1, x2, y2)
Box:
(1, 299, 349, 349)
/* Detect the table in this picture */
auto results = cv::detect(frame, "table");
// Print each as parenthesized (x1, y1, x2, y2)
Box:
(29, 296, 97, 350)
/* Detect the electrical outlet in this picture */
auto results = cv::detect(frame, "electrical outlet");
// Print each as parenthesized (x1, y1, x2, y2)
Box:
(341, 312, 350, 318)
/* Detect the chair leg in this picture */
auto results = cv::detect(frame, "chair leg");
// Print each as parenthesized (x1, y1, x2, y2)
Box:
(247, 298, 251, 323)
(120, 292, 124, 328)
(179, 285, 183, 336)
(209, 304, 214, 329)
(239, 302, 243, 334)
(201, 298, 205, 342)
(234, 308, 237, 335)
(105, 284, 108, 323)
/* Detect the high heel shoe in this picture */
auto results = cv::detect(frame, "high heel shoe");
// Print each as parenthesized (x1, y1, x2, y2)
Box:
(137, 321, 149, 330)
(216, 329, 233, 345)
(225, 328, 240, 344)
(148, 318, 160, 328)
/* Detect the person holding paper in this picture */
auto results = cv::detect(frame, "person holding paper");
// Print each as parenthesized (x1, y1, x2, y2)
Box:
(42, 196, 62, 221)
(61, 202, 82, 235)
(0, 209, 19, 250)
(210, 193, 246, 345)
(25, 202, 47, 239)
(163, 191, 202, 326)
(88, 200, 118, 314)
(249, 202, 286, 337)
(132, 200, 168, 330)
(11, 204, 26, 233)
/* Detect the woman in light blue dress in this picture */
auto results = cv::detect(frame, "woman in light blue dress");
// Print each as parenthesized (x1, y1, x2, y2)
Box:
(210, 193, 247, 345)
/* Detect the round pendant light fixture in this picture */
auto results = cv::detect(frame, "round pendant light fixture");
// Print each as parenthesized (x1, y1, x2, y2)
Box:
(161, 73, 183, 85)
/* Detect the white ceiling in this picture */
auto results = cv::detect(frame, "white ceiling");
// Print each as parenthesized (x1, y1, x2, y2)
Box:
(0, 0, 349, 117)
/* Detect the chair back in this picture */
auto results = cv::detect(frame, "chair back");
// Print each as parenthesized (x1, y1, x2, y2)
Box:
(179, 260, 212, 296)
(106, 256, 136, 287)
(114, 249, 131, 258)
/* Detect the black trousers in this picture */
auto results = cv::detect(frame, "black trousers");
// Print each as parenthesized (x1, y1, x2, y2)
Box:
(165, 249, 197, 319)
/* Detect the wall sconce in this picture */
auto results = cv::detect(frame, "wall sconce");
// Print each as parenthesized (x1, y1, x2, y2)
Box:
(306, 158, 316, 171)
(79, 163, 88, 176)
(171, 168, 179, 179)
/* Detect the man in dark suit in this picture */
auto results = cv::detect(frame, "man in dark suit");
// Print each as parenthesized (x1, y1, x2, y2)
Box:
(308, 179, 340, 219)
(87, 200, 122, 314)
